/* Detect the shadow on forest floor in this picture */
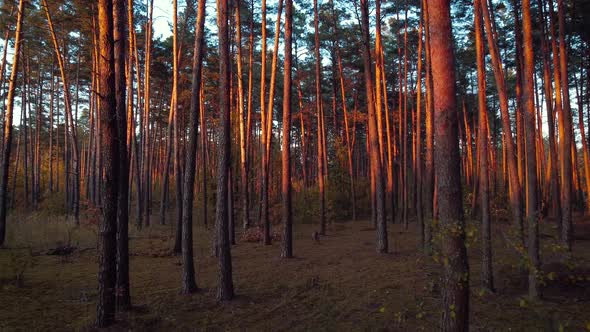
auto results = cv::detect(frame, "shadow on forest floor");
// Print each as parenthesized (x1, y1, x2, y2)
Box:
(1, 210, 590, 331)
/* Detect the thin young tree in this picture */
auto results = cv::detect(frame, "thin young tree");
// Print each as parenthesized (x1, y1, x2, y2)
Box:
(314, 0, 326, 236)
(42, 0, 81, 225)
(216, 0, 234, 301)
(415, 3, 424, 244)
(235, 0, 250, 231)
(96, 0, 119, 326)
(0, 0, 24, 247)
(556, 0, 573, 251)
(359, 0, 387, 253)
(538, 0, 560, 220)
(428, 0, 469, 330)
(474, 0, 493, 292)
(480, 0, 524, 246)
(422, 0, 435, 254)
(281, 0, 293, 259)
(113, 0, 130, 311)
(180, 0, 206, 295)
(259, 0, 272, 245)
(522, 0, 541, 299)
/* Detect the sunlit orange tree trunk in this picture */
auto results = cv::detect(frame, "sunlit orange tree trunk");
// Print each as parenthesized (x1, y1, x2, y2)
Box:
(314, 0, 326, 236)
(422, 0, 435, 254)
(360, 0, 387, 253)
(281, 0, 293, 258)
(43, 0, 81, 225)
(556, 0, 573, 251)
(474, 0, 493, 292)
(521, 0, 541, 299)
(96, 0, 119, 326)
(481, 0, 524, 246)
(428, 0, 469, 330)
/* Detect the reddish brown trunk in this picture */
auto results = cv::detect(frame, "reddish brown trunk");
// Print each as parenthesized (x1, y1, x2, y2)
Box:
(428, 1, 469, 329)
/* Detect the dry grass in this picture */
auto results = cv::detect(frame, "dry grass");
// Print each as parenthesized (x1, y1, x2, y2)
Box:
(1, 212, 590, 331)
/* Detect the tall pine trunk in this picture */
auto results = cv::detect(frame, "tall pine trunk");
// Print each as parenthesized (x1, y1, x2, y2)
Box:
(181, 0, 206, 294)
(522, 0, 541, 299)
(96, 0, 119, 326)
(281, 0, 293, 259)
(114, 0, 130, 311)
(0, 0, 24, 247)
(216, 0, 234, 301)
(428, 0, 469, 330)
(360, 0, 387, 254)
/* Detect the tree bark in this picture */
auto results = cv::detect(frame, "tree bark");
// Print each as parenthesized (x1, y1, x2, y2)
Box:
(235, 0, 250, 231)
(0, 0, 24, 247)
(43, 0, 81, 225)
(260, 0, 271, 244)
(96, 0, 119, 326)
(556, 0, 573, 251)
(114, 0, 130, 311)
(475, 0, 494, 292)
(281, 0, 293, 259)
(422, 0, 434, 254)
(216, 0, 234, 301)
(481, 0, 524, 246)
(180, 0, 205, 295)
(428, 1, 469, 330)
(522, 0, 541, 299)
(314, 0, 326, 236)
(360, 0, 387, 253)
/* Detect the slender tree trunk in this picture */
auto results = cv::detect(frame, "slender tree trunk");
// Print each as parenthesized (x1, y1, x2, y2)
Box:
(522, 0, 541, 299)
(244, 0, 255, 227)
(475, 0, 494, 292)
(96, 0, 119, 326)
(126, 0, 136, 221)
(360, 0, 387, 253)
(21, 62, 29, 207)
(428, 1, 469, 330)
(281, 0, 293, 258)
(0, 0, 24, 247)
(114, 0, 130, 311)
(402, 1, 409, 229)
(43, 0, 81, 225)
(556, 0, 573, 251)
(172, 0, 184, 255)
(198, 79, 208, 229)
(330, 0, 355, 221)
(142, 0, 154, 228)
(538, 0, 561, 219)
(216, 0, 234, 301)
(235, 0, 250, 231)
(49, 62, 55, 193)
(11, 130, 21, 209)
(415, 5, 424, 245)
(260, 0, 271, 244)
(180, 0, 205, 294)
(314, 0, 326, 236)
(574, 73, 590, 214)
(481, 0, 524, 246)
(422, 0, 434, 254)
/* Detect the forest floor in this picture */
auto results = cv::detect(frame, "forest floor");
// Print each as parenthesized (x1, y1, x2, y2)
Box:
(1, 210, 590, 331)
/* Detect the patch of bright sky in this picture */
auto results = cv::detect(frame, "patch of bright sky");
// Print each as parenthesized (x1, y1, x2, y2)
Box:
(152, 0, 175, 40)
